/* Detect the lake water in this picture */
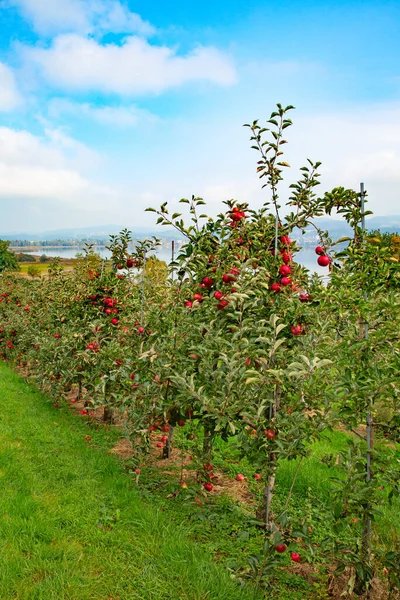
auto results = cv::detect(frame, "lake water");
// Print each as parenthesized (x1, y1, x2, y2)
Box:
(22, 246, 330, 278)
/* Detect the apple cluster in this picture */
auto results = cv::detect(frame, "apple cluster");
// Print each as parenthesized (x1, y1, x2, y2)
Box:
(315, 246, 331, 267)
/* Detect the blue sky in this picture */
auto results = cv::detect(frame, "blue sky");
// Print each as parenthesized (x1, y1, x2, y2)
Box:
(0, 0, 399, 233)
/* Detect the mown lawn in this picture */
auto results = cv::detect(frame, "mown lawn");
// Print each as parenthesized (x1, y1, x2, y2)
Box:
(1, 361, 398, 599)
(0, 362, 262, 600)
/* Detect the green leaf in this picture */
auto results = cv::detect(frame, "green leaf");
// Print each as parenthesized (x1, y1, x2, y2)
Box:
(275, 323, 286, 335)
(271, 339, 285, 354)
(245, 377, 261, 385)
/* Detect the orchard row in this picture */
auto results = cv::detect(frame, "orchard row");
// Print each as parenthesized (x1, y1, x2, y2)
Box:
(1, 104, 399, 593)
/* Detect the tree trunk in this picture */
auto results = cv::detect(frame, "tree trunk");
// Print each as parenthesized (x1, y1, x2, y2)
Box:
(162, 426, 174, 459)
(103, 405, 114, 424)
(355, 407, 373, 597)
(203, 423, 215, 462)
(257, 383, 281, 528)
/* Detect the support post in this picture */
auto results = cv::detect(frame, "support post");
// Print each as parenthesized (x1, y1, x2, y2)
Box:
(360, 182, 372, 595)
(140, 253, 146, 325)
(171, 240, 175, 281)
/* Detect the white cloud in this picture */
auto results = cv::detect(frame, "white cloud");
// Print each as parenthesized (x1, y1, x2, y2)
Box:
(0, 126, 115, 206)
(48, 98, 157, 127)
(291, 103, 400, 201)
(23, 34, 237, 95)
(9, 0, 154, 36)
(0, 62, 22, 111)
(107, 101, 400, 219)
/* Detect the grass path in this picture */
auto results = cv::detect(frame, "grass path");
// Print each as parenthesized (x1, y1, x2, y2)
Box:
(0, 363, 261, 600)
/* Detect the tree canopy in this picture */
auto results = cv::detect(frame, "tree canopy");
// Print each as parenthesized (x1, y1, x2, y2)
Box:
(0, 240, 19, 272)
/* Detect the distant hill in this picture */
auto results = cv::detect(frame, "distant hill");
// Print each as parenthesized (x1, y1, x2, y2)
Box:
(1, 216, 399, 243)
(0, 224, 182, 242)
(309, 216, 400, 236)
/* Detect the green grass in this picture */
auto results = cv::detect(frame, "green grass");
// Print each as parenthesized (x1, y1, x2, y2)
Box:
(17, 262, 52, 273)
(17, 261, 76, 275)
(274, 429, 400, 543)
(1, 362, 398, 600)
(0, 362, 262, 600)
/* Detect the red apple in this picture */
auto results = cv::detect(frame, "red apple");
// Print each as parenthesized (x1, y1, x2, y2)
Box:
(299, 293, 312, 303)
(279, 235, 291, 245)
(214, 291, 224, 300)
(265, 429, 276, 439)
(204, 483, 213, 492)
(135, 468, 141, 474)
(217, 300, 229, 310)
(193, 293, 203, 302)
(315, 246, 324, 255)
(290, 324, 303, 336)
(177, 419, 186, 427)
(279, 265, 291, 276)
(281, 251, 292, 264)
(231, 212, 245, 222)
(275, 544, 287, 553)
(202, 277, 214, 288)
(281, 277, 291, 286)
(137, 327, 145, 334)
(185, 301, 193, 308)
(156, 442, 164, 448)
(253, 473, 261, 481)
(236, 474, 245, 481)
(271, 282, 281, 293)
(317, 255, 331, 267)
(222, 273, 235, 284)
(290, 552, 301, 563)
(126, 258, 134, 268)
(111, 318, 119, 325)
